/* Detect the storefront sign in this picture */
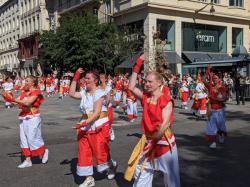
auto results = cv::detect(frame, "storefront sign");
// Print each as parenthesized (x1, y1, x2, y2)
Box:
(183, 23, 226, 53)
(196, 34, 215, 43)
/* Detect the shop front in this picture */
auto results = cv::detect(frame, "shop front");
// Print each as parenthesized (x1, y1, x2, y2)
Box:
(181, 22, 231, 74)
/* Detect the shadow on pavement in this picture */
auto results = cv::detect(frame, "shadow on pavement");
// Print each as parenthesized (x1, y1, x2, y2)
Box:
(126, 133, 142, 139)
(115, 172, 133, 187)
(176, 130, 250, 187)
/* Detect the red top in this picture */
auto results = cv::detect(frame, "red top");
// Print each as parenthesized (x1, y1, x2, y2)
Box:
(209, 85, 226, 110)
(161, 85, 170, 96)
(46, 77, 53, 86)
(19, 89, 44, 118)
(114, 80, 123, 91)
(123, 81, 129, 93)
(141, 92, 174, 134)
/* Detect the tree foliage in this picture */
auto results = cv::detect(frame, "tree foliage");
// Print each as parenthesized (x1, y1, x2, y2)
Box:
(39, 13, 141, 74)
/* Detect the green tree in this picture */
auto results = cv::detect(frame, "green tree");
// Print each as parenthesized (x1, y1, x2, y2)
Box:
(39, 13, 141, 74)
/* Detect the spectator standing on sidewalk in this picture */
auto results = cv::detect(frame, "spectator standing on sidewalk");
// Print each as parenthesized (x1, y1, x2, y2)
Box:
(235, 74, 246, 105)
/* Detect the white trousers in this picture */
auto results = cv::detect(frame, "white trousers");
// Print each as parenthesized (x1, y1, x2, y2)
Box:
(20, 116, 45, 157)
(127, 100, 137, 118)
(114, 91, 122, 103)
(206, 108, 227, 136)
(133, 145, 180, 187)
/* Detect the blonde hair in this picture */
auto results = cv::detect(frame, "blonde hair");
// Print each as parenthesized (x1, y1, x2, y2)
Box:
(145, 71, 163, 84)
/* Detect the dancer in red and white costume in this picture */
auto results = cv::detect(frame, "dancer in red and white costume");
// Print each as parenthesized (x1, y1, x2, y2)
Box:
(126, 87, 138, 123)
(124, 54, 180, 187)
(69, 68, 117, 187)
(2, 77, 14, 108)
(113, 76, 123, 108)
(206, 74, 228, 149)
(180, 77, 189, 110)
(2, 76, 49, 168)
(45, 74, 53, 97)
(100, 73, 115, 141)
(191, 75, 208, 117)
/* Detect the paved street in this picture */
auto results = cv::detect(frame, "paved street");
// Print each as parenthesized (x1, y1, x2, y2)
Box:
(0, 95, 250, 187)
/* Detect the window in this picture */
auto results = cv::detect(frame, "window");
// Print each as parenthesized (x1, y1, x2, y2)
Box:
(211, 0, 220, 4)
(157, 19, 175, 51)
(229, 0, 244, 7)
(58, 0, 62, 8)
(67, 0, 71, 8)
(232, 28, 243, 49)
(182, 22, 227, 53)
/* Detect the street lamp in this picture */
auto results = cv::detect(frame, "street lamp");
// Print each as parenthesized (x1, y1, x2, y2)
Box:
(194, 1, 215, 14)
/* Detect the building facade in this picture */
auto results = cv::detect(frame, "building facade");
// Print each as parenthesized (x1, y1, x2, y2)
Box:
(0, 0, 55, 78)
(53, 0, 113, 25)
(113, 0, 250, 75)
(0, 0, 19, 79)
(18, 0, 54, 77)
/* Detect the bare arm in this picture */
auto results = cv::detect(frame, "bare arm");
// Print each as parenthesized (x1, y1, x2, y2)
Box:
(15, 95, 38, 107)
(69, 80, 81, 99)
(128, 72, 143, 100)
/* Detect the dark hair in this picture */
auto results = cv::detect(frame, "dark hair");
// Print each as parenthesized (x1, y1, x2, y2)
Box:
(5, 77, 10, 81)
(85, 71, 100, 86)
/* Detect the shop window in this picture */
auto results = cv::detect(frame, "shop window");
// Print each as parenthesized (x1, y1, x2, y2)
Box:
(58, 0, 62, 8)
(232, 28, 243, 49)
(119, 20, 144, 51)
(211, 0, 220, 4)
(229, 0, 244, 7)
(182, 22, 227, 53)
(156, 20, 175, 51)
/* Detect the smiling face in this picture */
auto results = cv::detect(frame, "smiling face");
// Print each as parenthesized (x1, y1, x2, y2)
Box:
(84, 72, 98, 90)
(144, 72, 162, 93)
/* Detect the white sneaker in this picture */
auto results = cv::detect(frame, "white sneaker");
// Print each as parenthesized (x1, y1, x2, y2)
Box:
(184, 106, 188, 110)
(42, 149, 49, 164)
(79, 176, 95, 187)
(209, 142, 216, 149)
(107, 161, 118, 180)
(110, 128, 115, 141)
(130, 119, 135, 123)
(219, 135, 225, 143)
(116, 106, 120, 109)
(17, 160, 32, 169)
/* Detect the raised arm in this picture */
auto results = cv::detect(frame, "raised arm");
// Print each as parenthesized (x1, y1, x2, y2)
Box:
(128, 54, 144, 100)
(69, 68, 84, 99)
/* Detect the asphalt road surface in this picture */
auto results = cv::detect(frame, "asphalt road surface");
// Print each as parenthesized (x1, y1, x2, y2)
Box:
(0, 95, 249, 187)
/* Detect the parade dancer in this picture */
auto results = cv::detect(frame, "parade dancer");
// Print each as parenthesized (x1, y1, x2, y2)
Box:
(191, 75, 208, 117)
(179, 77, 189, 110)
(2, 77, 14, 108)
(2, 76, 49, 168)
(100, 73, 115, 141)
(124, 54, 180, 187)
(122, 76, 129, 114)
(126, 87, 138, 123)
(206, 74, 228, 149)
(113, 75, 123, 108)
(69, 68, 117, 187)
(45, 74, 53, 97)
